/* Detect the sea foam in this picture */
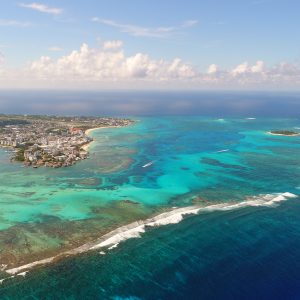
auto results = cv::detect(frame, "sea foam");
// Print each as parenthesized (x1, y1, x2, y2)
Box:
(4, 192, 297, 277)
(90, 192, 297, 250)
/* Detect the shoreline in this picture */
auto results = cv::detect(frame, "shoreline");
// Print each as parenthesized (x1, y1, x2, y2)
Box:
(82, 125, 124, 152)
(2, 192, 297, 279)
(0, 115, 135, 168)
(85, 125, 123, 136)
(3, 205, 202, 277)
(267, 131, 300, 137)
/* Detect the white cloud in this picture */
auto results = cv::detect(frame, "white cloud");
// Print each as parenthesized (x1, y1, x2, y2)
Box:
(230, 61, 265, 76)
(207, 64, 218, 74)
(48, 46, 63, 52)
(102, 40, 123, 50)
(251, 60, 264, 73)
(0, 42, 299, 89)
(92, 18, 198, 38)
(20, 3, 63, 15)
(231, 62, 249, 75)
(203, 60, 300, 89)
(28, 43, 196, 81)
(0, 19, 31, 27)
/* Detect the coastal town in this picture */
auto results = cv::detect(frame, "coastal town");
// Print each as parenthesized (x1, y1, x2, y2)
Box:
(0, 114, 134, 168)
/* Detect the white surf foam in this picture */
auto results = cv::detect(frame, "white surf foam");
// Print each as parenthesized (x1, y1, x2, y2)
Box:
(4, 192, 297, 277)
(216, 149, 229, 153)
(0, 275, 15, 285)
(108, 243, 119, 250)
(90, 192, 297, 250)
(17, 271, 28, 277)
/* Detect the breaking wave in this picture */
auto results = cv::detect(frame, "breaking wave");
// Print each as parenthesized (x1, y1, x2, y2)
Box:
(2, 192, 297, 279)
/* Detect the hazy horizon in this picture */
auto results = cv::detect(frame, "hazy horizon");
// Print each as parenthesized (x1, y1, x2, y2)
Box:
(0, 90, 299, 117)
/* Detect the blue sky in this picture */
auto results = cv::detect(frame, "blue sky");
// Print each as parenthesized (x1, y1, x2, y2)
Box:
(0, 0, 299, 89)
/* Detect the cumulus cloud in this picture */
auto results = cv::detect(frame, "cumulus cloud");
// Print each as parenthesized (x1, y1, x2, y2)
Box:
(230, 61, 265, 76)
(0, 41, 299, 89)
(20, 3, 63, 15)
(28, 43, 196, 82)
(207, 64, 218, 74)
(102, 40, 123, 50)
(251, 60, 264, 73)
(91, 18, 198, 38)
(231, 62, 249, 75)
(200, 59, 300, 89)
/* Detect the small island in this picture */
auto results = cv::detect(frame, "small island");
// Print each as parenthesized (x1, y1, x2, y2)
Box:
(0, 114, 134, 168)
(268, 130, 299, 136)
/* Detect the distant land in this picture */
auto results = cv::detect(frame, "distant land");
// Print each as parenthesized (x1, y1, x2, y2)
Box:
(0, 114, 134, 168)
(268, 130, 299, 136)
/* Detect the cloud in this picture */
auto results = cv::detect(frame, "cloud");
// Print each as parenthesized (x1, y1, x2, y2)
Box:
(207, 64, 218, 74)
(251, 60, 264, 73)
(231, 62, 249, 75)
(48, 46, 64, 52)
(91, 18, 198, 38)
(0, 19, 31, 27)
(20, 3, 63, 15)
(28, 43, 196, 81)
(230, 60, 265, 76)
(202, 60, 300, 89)
(102, 40, 123, 50)
(0, 42, 299, 89)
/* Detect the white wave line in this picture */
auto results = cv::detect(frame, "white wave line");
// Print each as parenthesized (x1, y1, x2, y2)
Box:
(215, 149, 229, 153)
(4, 192, 298, 277)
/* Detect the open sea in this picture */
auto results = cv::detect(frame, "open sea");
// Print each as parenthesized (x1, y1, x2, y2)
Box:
(0, 92, 300, 299)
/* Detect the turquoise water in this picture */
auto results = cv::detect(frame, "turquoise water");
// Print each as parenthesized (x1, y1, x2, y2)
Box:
(0, 117, 300, 298)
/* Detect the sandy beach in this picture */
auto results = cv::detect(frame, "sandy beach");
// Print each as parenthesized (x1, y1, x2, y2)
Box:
(85, 126, 122, 136)
(82, 126, 122, 151)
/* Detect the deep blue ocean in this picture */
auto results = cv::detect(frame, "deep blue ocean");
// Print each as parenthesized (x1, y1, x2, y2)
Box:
(3, 202, 300, 300)
(0, 91, 300, 299)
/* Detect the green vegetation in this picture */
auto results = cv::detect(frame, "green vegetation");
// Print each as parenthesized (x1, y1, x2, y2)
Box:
(14, 148, 25, 161)
(270, 130, 299, 136)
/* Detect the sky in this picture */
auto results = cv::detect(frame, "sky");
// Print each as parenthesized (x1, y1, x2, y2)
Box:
(0, 0, 299, 90)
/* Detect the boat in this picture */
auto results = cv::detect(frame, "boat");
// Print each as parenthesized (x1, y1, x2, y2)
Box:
(142, 161, 154, 168)
(216, 149, 229, 153)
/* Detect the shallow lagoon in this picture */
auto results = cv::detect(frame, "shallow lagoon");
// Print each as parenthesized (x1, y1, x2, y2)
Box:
(0, 117, 299, 283)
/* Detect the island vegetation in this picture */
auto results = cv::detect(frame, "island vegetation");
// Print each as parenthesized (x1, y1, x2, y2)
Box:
(268, 130, 299, 136)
